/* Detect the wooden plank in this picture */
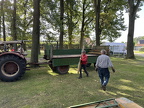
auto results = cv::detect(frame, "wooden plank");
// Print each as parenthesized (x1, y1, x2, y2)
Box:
(52, 54, 98, 59)
(53, 54, 80, 58)
(88, 52, 101, 54)
(68, 97, 142, 108)
(116, 97, 143, 108)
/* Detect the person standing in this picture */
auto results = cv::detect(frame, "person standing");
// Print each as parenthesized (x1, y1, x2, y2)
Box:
(78, 50, 89, 79)
(95, 49, 115, 91)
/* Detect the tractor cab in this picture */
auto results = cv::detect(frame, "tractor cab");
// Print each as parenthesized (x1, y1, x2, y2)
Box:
(0, 40, 27, 56)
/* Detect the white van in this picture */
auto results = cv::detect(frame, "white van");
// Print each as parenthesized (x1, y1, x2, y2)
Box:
(101, 42, 127, 55)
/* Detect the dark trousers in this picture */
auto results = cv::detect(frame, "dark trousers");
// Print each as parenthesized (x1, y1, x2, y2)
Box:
(79, 64, 89, 77)
(98, 67, 110, 86)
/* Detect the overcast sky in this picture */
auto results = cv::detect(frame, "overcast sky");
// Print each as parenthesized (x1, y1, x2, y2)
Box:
(115, 5, 144, 43)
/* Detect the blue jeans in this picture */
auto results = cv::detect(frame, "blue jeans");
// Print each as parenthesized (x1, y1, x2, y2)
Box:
(98, 67, 110, 86)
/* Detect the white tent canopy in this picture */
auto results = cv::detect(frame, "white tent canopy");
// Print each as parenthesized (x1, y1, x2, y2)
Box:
(101, 42, 127, 55)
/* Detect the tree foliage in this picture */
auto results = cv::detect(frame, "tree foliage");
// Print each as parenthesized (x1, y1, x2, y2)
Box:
(100, 0, 127, 42)
(0, 0, 130, 44)
(40, 0, 61, 41)
(134, 36, 144, 44)
(0, 0, 144, 62)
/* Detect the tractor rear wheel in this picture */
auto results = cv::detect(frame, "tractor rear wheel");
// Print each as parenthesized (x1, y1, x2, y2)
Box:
(0, 55, 26, 82)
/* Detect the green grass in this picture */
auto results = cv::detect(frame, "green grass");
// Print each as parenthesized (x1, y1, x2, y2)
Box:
(0, 56, 144, 108)
(134, 50, 144, 54)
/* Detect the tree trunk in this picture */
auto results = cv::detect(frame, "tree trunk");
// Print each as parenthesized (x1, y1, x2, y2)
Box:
(59, 0, 64, 49)
(67, 1, 73, 49)
(94, 0, 101, 46)
(80, 0, 86, 49)
(23, 0, 28, 39)
(31, 0, 41, 67)
(12, 0, 17, 41)
(2, 0, 6, 41)
(68, 21, 73, 49)
(127, 14, 135, 59)
(23, 0, 28, 51)
(126, 0, 141, 59)
(0, 2, 1, 39)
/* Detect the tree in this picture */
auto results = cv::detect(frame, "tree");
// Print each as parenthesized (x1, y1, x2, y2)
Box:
(1, 0, 6, 41)
(100, 0, 126, 42)
(79, 0, 94, 48)
(126, 0, 142, 59)
(40, 0, 60, 41)
(59, 0, 64, 49)
(79, 0, 86, 48)
(66, 0, 74, 48)
(93, 0, 101, 46)
(31, 0, 41, 66)
(11, 0, 17, 41)
(40, 0, 128, 49)
(0, 1, 1, 39)
(93, 0, 127, 45)
(16, 0, 33, 41)
(65, 0, 78, 49)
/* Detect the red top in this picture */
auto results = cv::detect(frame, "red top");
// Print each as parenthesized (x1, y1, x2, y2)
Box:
(11, 49, 14, 51)
(81, 54, 88, 65)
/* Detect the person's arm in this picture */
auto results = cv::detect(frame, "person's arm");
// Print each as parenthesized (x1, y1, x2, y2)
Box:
(95, 58, 99, 71)
(108, 57, 115, 72)
(111, 66, 115, 72)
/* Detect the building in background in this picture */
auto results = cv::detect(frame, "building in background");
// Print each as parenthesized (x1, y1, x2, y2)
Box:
(134, 40, 144, 51)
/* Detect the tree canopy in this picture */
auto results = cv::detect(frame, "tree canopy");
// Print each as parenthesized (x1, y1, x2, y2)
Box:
(0, 0, 130, 43)
(0, 0, 144, 61)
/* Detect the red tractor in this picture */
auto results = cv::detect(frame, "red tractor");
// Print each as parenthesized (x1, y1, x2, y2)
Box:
(0, 41, 27, 82)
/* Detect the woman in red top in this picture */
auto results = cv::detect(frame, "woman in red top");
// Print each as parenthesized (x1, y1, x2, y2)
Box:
(79, 50, 89, 79)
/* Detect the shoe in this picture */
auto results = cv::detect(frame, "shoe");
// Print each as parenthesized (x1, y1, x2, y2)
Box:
(86, 74, 89, 77)
(78, 77, 82, 79)
(102, 85, 106, 91)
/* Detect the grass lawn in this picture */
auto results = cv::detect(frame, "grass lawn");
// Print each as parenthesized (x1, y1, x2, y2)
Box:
(134, 50, 144, 54)
(0, 55, 144, 108)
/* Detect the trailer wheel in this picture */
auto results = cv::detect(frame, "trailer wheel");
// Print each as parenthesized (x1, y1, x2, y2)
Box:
(0, 55, 26, 82)
(56, 65, 69, 74)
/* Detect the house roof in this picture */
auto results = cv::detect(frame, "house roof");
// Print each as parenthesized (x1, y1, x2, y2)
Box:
(135, 44, 144, 46)
(138, 40, 144, 44)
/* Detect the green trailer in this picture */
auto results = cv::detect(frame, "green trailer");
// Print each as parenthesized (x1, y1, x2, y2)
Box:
(44, 45, 109, 74)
